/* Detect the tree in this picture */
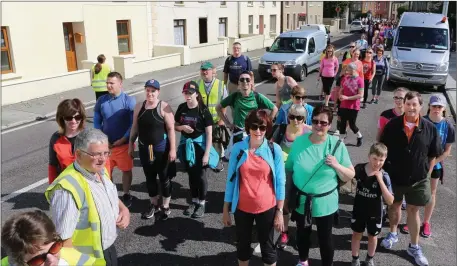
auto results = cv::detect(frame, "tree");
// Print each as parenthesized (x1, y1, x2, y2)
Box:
(323, 1, 350, 18)
(397, 6, 408, 19)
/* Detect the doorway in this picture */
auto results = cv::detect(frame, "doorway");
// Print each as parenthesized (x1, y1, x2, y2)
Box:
(62, 23, 77, 72)
(199, 18, 208, 44)
(259, 15, 264, 34)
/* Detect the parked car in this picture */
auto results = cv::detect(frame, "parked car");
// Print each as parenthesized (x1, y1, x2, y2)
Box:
(349, 20, 364, 33)
(258, 29, 327, 81)
(299, 24, 331, 44)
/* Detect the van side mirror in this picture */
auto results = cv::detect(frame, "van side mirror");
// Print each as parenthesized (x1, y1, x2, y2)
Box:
(266, 47, 270, 52)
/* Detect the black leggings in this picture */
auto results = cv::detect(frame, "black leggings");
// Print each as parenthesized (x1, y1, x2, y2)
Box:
(371, 74, 385, 96)
(296, 211, 335, 266)
(183, 143, 209, 201)
(321, 76, 335, 95)
(338, 108, 359, 135)
(363, 79, 372, 103)
(138, 143, 172, 198)
(234, 207, 277, 264)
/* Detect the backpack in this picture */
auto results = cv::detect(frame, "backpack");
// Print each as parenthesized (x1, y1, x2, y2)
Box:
(229, 141, 276, 182)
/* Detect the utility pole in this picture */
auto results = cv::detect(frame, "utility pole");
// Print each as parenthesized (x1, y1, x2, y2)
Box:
(442, 1, 449, 16)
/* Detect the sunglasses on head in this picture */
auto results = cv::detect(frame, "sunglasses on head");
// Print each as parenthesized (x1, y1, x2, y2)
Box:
(312, 119, 329, 126)
(64, 115, 83, 122)
(294, 95, 306, 100)
(288, 115, 304, 121)
(27, 240, 63, 266)
(239, 78, 251, 83)
(393, 96, 404, 100)
(250, 124, 267, 132)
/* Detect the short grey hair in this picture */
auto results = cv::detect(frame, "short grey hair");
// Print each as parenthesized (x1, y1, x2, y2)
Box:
(74, 128, 108, 151)
(347, 62, 357, 71)
(288, 104, 307, 117)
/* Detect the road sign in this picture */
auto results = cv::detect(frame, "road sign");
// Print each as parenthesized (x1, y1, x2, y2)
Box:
(335, 7, 341, 13)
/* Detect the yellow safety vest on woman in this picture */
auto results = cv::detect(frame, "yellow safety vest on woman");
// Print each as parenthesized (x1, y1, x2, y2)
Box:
(196, 78, 224, 122)
(91, 64, 110, 92)
(45, 164, 109, 266)
(1, 247, 97, 266)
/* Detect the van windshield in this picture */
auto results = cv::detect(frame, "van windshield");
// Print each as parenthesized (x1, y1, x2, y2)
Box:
(269, 37, 307, 53)
(395, 26, 448, 50)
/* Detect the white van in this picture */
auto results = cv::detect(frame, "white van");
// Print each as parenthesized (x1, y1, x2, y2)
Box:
(389, 12, 450, 90)
(299, 24, 330, 44)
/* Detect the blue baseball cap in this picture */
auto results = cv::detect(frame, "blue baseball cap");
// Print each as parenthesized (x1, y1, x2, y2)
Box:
(145, 79, 160, 89)
(429, 94, 447, 107)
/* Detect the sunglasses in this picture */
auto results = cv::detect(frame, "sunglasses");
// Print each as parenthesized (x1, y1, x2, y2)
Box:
(327, 50, 333, 53)
(294, 95, 306, 100)
(312, 119, 329, 126)
(239, 78, 251, 83)
(288, 115, 304, 121)
(27, 240, 63, 266)
(393, 96, 404, 100)
(250, 124, 267, 132)
(366, 51, 373, 54)
(349, 46, 355, 48)
(64, 115, 83, 121)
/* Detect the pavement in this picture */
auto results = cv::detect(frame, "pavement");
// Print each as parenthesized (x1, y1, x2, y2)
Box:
(1, 32, 456, 266)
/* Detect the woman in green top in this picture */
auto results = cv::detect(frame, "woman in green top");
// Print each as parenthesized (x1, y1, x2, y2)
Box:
(285, 106, 355, 266)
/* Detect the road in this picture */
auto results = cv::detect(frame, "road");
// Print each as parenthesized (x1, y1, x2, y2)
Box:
(1, 33, 456, 266)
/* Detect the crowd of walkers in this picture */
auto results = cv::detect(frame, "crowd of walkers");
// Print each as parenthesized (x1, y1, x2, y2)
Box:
(1, 39, 454, 266)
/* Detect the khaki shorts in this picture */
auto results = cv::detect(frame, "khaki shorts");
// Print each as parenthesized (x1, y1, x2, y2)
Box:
(392, 178, 431, 207)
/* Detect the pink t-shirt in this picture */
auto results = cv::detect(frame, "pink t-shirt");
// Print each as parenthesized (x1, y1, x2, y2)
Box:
(320, 57, 339, 77)
(340, 75, 364, 111)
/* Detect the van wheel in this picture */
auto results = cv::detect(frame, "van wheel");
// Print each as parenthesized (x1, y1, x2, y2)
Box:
(298, 66, 307, 81)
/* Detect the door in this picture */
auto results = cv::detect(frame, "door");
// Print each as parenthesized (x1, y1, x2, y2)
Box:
(199, 18, 208, 44)
(307, 37, 320, 71)
(249, 15, 254, 34)
(259, 15, 264, 34)
(63, 23, 77, 72)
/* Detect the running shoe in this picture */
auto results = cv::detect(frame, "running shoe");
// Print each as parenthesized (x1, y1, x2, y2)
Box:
(141, 204, 159, 219)
(160, 207, 171, 221)
(407, 244, 429, 266)
(361, 103, 367, 109)
(357, 136, 363, 147)
(192, 203, 205, 218)
(381, 232, 399, 249)
(365, 257, 375, 266)
(370, 99, 375, 104)
(296, 260, 309, 266)
(374, 99, 379, 104)
(183, 203, 197, 216)
(351, 258, 361, 266)
(400, 224, 409, 234)
(420, 222, 431, 238)
(333, 130, 340, 136)
(276, 232, 289, 249)
(122, 193, 133, 208)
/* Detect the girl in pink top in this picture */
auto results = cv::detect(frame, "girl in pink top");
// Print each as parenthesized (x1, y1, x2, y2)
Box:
(338, 62, 364, 147)
(318, 44, 339, 107)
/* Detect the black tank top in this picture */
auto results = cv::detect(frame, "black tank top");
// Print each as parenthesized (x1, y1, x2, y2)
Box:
(137, 100, 166, 146)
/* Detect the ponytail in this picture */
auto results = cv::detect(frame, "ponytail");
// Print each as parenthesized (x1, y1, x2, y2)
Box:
(94, 63, 102, 74)
(95, 54, 106, 74)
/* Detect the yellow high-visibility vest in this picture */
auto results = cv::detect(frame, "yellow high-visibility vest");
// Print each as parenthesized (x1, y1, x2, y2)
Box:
(91, 64, 110, 92)
(45, 164, 110, 266)
(196, 78, 224, 122)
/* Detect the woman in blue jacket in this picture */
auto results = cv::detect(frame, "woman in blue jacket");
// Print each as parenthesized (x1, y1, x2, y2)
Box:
(222, 109, 285, 266)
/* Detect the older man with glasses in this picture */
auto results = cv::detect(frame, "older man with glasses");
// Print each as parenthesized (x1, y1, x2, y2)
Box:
(45, 128, 130, 266)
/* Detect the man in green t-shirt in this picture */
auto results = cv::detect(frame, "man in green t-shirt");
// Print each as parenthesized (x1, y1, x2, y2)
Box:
(216, 71, 277, 143)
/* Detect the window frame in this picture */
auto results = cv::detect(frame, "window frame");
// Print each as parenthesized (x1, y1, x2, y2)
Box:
(219, 17, 228, 37)
(174, 19, 187, 45)
(116, 20, 131, 55)
(1, 26, 13, 74)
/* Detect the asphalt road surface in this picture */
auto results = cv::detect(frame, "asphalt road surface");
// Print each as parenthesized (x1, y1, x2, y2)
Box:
(2, 33, 456, 266)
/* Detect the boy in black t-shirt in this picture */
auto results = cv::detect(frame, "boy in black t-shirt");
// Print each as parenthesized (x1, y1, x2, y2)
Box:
(351, 143, 394, 266)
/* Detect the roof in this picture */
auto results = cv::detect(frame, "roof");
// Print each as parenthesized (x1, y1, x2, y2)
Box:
(278, 29, 322, 38)
(399, 12, 449, 28)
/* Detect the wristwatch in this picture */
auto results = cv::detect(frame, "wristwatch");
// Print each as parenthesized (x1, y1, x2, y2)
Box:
(276, 208, 283, 213)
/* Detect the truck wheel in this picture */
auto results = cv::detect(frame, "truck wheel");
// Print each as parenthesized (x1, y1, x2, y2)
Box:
(297, 65, 307, 81)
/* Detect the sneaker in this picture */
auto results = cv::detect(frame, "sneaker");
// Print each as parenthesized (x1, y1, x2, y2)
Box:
(296, 260, 309, 266)
(192, 203, 205, 218)
(122, 193, 133, 208)
(160, 207, 171, 221)
(333, 130, 340, 136)
(365, 257, 375, 266)
(351, 258, 361, 266)
(407, 244, 429, 266)
(401, 199, 407, 210)
(276, 232, 289, 249)
(361, 103, 367, 109)
(183, 203, 197, 216)
(141, 204, 159, 219)
(381, 232, 399, 250)
(356, 136, 363, 147)
(400, 224, 409, 234)
(420, 222, 431, 238)
(370, 99, 375, 104)
(213, 161, 224, 173)
(374, 99, 379, 104)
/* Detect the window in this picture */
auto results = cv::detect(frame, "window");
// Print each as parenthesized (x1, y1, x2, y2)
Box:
(174, 19, 186, 45)
(248, 15, 253, 34)
(269, 37, 307, 53)
(270, 15, 277, 33)
(286, 14, 290, 30)
(260, 1, 265, 7)
(175, 1, 184, 4)
(293, 14, 296, 30)
(285, 1, 289, 7)
(116, 20, 131, 54)
(301, 1, 304, 6)
(247, 1, 253, 6)
(221, 1, 226, 6)
(396, 26, 448, 50)
(1, 27, 13, 73)
(272, 1, 276, 7)
(219, 18, 227, 37)
(308, 37, 316, 53)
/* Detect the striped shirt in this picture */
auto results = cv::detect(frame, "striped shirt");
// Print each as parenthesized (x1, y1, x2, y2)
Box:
(50, 161, 119, 250)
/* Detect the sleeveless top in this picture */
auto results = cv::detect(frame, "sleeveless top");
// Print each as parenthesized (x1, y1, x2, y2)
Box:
(278, 76, 292, 103)
(137, 100, 167, 151)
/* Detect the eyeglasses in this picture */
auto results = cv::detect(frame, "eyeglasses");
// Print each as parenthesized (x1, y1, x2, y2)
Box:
(64, 115, 83, 121)
(79, 150, 111, 159)
(349, 46, 355, 48)
(366, 51, 373, 54)
(393, 96, 404, 100)
(27, 240, 63, 266)
(288, 115, 304, 121)
(271, 69, 278, 72)
(294, 95, 306, 100)
(312, 119, 329, 126)
(239, 78, 251, 83)
(327, 50, 333, 53)
(250, 124, 267, 132)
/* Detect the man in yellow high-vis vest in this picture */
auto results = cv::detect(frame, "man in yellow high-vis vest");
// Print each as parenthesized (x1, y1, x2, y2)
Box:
(195, 61, 229, 162)
(45, 128, 130, 266)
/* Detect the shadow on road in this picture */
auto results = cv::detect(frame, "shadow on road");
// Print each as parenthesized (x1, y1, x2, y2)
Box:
(1, 192, 49, 211)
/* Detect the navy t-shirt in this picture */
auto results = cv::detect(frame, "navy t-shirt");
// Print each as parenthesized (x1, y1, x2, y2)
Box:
(223, 55, 252, 84)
